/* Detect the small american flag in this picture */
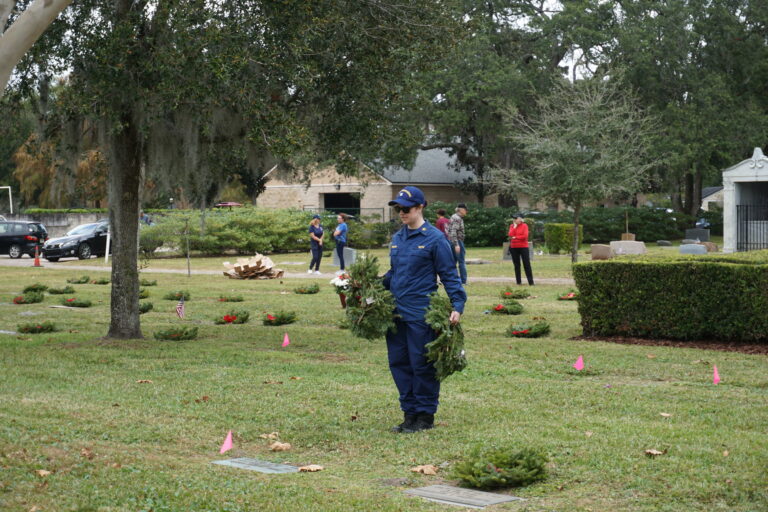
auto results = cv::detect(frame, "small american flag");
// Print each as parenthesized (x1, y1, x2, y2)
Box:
(175, 296, 185, 319)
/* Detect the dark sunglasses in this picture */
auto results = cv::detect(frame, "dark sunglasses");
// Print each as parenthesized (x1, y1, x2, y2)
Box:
(393, 205, 412, 213)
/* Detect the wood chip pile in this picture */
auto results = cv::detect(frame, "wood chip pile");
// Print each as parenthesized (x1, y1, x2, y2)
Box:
(223, 254, 284, 280)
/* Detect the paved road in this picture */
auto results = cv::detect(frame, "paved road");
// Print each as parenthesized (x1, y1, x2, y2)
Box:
(0, 257, 575, 285)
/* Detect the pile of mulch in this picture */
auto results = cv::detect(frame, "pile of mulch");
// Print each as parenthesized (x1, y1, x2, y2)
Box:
(573, 335, 768, 355)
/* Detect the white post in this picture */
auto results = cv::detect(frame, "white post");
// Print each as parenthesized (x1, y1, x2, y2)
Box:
(104, 232, 111, 263)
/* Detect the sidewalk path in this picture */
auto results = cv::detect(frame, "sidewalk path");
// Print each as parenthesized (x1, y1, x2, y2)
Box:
(0, 258, 575, 285)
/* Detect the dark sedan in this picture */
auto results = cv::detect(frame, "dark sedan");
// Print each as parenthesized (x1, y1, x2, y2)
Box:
(0, 221, 48, 258)
(42, 221, 110, 261)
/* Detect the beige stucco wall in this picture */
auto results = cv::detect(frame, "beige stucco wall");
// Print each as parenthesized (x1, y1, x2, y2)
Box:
(701, 190, 724, 211)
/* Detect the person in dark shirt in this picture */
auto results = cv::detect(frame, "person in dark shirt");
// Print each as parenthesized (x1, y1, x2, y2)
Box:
(308, 214, 324, 274)
(383, 186, 466, 433)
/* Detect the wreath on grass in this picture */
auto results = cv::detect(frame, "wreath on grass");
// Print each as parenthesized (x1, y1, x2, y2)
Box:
(154, 326, 198, 341)
(424, 292, 466, 381)
(215, 310, 250, 324)
(91, 278, 110, 285)
(139, 302, 154, 314)
(17, 321, 58, 334)
(62, 297, 92, 308)
(557, 290, 578, 301)
(23, 283, 48, 293)
(67, 275, 90, 284)
(506, 320, 551, 338)
(48, 286, 75, 295)
(139, 288, 150, 299)
(218, 295, 244, 302)
(451, 447, 548, 490)
(140, 278, 157, 286)
(343, 254, 396, 340)
(490, 300, 523, 315)
(13, 292, 44, 304)
(293, 283, 320, 295)
(263, 311, 297, 326)
(499, 287, 531, 300)
(163, 290, 191, 301)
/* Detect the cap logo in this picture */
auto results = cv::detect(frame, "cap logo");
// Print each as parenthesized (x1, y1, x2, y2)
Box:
(398, 189, 412, 198)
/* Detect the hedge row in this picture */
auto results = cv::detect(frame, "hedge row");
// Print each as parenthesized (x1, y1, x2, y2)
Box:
(573, 251, 768, 341)
(139, 208, 391, 256)
(423, 202, 698, 246)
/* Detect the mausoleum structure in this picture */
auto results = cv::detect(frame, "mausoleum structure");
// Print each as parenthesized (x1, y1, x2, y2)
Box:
(722, 147, 768, 253)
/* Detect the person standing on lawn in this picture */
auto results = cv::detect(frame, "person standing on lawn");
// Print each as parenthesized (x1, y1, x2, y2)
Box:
(447, 203, 468, 285)
(308, 214, 324, 274)
(435, 208, 450, 239)
(383, 186, 466, 433)
(508, 214, 534, 286)
(333, 213, 349, 272)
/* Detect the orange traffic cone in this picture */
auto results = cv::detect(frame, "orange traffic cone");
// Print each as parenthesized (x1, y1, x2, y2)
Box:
(33, 245, 42, 267)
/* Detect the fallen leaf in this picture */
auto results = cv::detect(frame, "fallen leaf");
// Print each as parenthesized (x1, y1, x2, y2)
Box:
(299, 464, 324, 472)
(660, 413, 672, 418)
(585, 431, 593, 438)
(644, 449, 665, 457)
(411, 464, 438, 475)
(350, 413, 358, 421)
(29, 506, 41, 512)
(110, 462, 122, 469)
(270, 441, 292, 452)
(80, 447, 94, 460)
(646, 354, 656, 359)
(194, 396, 210, 403)
(725, 479, 733, 485)
(723, 450, 729, 457)
(289, 376, 303, 380)
(35, 469, 51, 477)
(112, 403, 120, 407)
(136, 379, 153, 384)
(259, 432, 279, 440)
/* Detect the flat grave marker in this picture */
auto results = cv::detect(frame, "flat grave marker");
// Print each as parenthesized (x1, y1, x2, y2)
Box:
(211, 457, 299, 474)
(0, 330, 18, 335)
(404, 485, 524, 509)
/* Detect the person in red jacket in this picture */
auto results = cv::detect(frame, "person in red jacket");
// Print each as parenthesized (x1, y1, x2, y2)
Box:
(508, 214, 534, 285)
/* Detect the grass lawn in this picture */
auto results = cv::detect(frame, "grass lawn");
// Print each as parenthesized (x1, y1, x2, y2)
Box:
(0, 246, 765, 511)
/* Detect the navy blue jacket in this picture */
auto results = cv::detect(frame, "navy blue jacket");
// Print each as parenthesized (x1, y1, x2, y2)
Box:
(383, 221, 466, 322)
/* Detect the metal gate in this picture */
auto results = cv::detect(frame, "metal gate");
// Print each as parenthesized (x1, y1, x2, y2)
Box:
(736, 205, 768, 251)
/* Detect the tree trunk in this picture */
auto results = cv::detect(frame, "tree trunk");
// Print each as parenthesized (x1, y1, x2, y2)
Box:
(0, 0, 73, 94)
(571, 203, 581, 264)
(683, 170, 695, 217)
(105, 115, 142, 339)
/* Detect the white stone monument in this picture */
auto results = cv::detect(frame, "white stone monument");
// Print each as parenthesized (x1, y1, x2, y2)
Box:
(722, 147, 768, 253)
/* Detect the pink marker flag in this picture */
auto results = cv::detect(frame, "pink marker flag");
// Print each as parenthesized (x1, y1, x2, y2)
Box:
(282, 333, 290, 347)
(713, 365, 721, 385)
(220, 430, 233, 454)
(573, 355, 585, 371)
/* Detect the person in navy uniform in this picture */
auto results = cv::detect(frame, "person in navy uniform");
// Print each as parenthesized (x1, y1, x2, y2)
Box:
(383, 186, 466, 433)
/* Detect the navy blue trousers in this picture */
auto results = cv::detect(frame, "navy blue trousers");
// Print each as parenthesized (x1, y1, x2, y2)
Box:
(309, 245, 322, 270)
(386, 318, 440, 414)
(335, 241, 346, 270)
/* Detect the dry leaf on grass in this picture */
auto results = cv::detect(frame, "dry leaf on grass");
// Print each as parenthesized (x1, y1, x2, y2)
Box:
(410, 465, 438, 476)
(289, 376, 303, 380)
(644, 449, 666, 457)
(659, 413, 672, 418)
(194, 396, 210, 403)
(80, 448, 94, 460)
(299, 464, 324, 472)
(646, 354, 656, 359)
(269, 441, 292, 452)
(585, 431, 594, 438)
(136, 379, 153, 384)
(723, 450, 729, 457)
(35, 469, 51, 477)
(259, 432, 279, 440)
(29, 506, 41, 512)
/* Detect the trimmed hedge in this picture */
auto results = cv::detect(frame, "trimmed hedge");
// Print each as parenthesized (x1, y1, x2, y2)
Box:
(573, 251, 768, 341)
(543, 224, 583, 254)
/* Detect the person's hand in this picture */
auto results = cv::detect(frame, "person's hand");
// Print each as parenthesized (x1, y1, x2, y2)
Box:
(454, 245, 460, 254)
(319, 241, 323, 246)
(449, 311, 461, 325)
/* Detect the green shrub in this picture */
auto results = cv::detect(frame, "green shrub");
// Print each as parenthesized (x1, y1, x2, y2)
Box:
(139, 302, 154, 314)
(17, 321, 58, 334)
(48, 286, 75, 295)
(139, 278, 157, 286)
(154, 326, 198, 341)
(139, 288, 150, 299)
(573, 251, 768, 341)
(544, 223, 583, 254)
(451, 447, 548, 490)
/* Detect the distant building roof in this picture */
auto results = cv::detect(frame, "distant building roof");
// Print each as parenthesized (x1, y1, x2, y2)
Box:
(701, 186, 723, 200)
(378, 149, 475, 185)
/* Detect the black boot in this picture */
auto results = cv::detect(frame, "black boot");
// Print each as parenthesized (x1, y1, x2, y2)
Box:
(402, 413, 434, 433)
(390, 413, 417, 433)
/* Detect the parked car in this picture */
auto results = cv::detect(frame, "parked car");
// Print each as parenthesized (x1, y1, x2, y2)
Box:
(42, 220, 110, 261)
(0, 220, 48, 258)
